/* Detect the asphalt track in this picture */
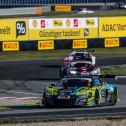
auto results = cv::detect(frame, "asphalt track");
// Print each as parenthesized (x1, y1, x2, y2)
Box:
(0, 56, 126, 120)
(0, 56, 126, 80)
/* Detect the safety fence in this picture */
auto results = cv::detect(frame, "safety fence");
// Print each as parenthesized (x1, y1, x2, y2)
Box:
(0, 0, 125, 6)
(0, 16, 126, 51)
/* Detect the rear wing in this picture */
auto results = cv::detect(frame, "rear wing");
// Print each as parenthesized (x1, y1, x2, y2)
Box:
(72, 49, 96, 53)
(65, 75, 126, 80)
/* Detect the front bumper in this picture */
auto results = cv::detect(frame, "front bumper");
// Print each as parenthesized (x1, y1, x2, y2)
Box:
(44, 95, 89, 107)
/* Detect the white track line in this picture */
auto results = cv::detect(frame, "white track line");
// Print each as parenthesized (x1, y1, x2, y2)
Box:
(0, 90, 42, 96)
(0, 97, 41, 100)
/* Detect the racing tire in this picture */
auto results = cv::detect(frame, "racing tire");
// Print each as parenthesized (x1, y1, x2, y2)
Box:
(93, 90, 99, 107)
(42, 98, 54, 108)
(109, 88, 118, 105)
(42, 94, 54, 108)
(59, 67, 67, 78)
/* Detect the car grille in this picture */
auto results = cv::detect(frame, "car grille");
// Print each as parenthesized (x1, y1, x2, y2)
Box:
(53, 96, 76, 106)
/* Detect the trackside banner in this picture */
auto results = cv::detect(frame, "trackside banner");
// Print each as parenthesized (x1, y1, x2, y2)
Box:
(38, 40, 54, 50)
(99, 17, 126, 38)
(73, 39, 87, 49)
(0, 19, 28, 41)
(29, 18, 98, 40)
(55, 5, 71, 11)
(3, 42, 19, 51)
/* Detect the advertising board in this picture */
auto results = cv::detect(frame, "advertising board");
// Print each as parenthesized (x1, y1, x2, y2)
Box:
(99, 17, 126, 38)
(73, 39, 87, 49)
(0, 19, 28, 41)
(29, 18, 98, 40)
(3, 42, 19, 51)
(104, 38, 119, 47)
(38, 40, 54, 50)
(55, 6, 71, 11)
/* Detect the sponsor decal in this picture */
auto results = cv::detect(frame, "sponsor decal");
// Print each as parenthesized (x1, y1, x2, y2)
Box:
(3, 42, 19, 51)
(33, 20, 38, 28)
(55, 6, 71, 12)
(99, 17, 126, 37)
(86, 19, 95, 26)
(53, 20, 63, 27)
(84, 29, 89, 36)
(73, 39, 87, 49)
(16, 21, 26, 38)
(41, 20, 45, 28)
(38, 29, 81, 39)
(38, 40, 54, 50)
(0, 26, 10, 35)
(74, 19, 78, 27)
(105, 38, 119, 47)
(66, 19, 71, 27)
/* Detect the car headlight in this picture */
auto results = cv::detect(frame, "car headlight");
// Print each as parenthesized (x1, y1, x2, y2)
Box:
(77, 93, 88, 98)
(46, 93, 52, 97)
(77, 92, 92, 98)
(69, 71, 77, 74)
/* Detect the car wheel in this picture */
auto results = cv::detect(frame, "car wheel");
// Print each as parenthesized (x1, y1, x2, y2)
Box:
(93, 90, 99, 107)
(59, 67, 66, 78)
(109, 88, 117, 105)
(42, 98, 54, 108)
(59, 68, 63, 78)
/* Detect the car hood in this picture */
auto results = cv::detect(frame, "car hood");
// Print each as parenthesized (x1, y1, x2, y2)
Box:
(57, 86, 89, 95)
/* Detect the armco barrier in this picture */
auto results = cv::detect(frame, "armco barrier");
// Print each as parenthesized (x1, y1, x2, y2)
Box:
(0, 37, 126, 51)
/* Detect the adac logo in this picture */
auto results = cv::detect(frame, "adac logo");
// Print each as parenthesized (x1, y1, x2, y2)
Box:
(16, 21, 26, 38)
(32, 20, 38, 28)
(53, 20, 63, 27)
(86, 19, 95, 26)
(66, 19, 71, 27)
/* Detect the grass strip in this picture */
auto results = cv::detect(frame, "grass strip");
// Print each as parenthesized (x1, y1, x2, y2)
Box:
(0, 47, 126, 61)
(101, 65, 126, 75)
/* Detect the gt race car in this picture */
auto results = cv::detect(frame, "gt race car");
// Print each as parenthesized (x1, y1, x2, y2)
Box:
(60, 61, 100, 78)
(42, 76, 118, 107)
(64, 50, 96, 66)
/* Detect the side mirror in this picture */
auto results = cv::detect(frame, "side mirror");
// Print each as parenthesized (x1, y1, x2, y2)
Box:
(88, 83, 92, 88)
(51, 84, 55, 87)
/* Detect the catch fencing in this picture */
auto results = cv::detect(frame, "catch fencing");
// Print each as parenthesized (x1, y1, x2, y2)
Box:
(0, 0, 125, 6)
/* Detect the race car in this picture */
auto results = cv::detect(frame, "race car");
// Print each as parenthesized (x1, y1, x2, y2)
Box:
(42, 76, 118, 107)
(64, 50, 96, 66)
(60, 61, 100, 78)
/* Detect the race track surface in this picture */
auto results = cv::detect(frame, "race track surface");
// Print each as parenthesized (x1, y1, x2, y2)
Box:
(0, 56, 126, 80)
(0, 57, 126, 118)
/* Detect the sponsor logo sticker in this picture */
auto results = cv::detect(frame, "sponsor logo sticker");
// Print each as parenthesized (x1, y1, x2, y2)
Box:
(105, 38, 119, 47)
(38, 40, 54, 50)
(41, 20, 45, 28)
(3, 42, 19, 51)
(74, 19, 78, 27)
(73, 39, 87, 49)
(16, 21, 26, 38)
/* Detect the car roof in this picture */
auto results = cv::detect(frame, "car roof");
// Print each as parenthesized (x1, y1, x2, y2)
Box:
(71, 51, 89, 54)
(62, 77, 92, 82)
(64, 75, 98, 79)
(70, 61, 92, 64)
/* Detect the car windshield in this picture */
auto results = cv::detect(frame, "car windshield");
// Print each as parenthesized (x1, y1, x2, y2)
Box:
(70, 62, 92, 68)
(59, 79, 90, 88)
(75, 53, 89, 58)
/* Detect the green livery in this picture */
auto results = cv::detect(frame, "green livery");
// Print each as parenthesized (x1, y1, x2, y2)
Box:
(42, 76, 118, 107)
